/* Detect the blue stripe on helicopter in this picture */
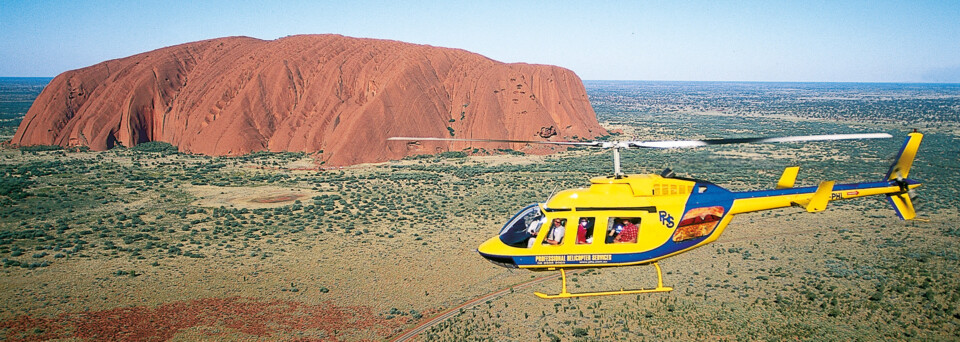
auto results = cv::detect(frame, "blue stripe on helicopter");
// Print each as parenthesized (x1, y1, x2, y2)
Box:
(509, 221, 725, 267)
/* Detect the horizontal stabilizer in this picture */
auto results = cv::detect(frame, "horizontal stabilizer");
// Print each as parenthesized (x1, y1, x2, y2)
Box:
(887, 194, 917, 220)
(794, 181, 835, 212)
(777, 166, 800, 189)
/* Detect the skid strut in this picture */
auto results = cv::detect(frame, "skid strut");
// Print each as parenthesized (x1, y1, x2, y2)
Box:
(534, 262, 674, 299)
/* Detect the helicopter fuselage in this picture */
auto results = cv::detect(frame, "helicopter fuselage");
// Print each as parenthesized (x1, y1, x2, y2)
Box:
(469, 132, 924, 298)
(477, 171, 921, 270)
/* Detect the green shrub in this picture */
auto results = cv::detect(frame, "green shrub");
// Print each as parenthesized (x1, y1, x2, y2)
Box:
(132, 141, 178, 154)
(0, 177, 32, 199)
(19, 145, 62, 152)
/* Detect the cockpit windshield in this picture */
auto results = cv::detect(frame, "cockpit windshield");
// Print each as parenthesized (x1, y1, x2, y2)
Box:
(499, 203, 545, 248)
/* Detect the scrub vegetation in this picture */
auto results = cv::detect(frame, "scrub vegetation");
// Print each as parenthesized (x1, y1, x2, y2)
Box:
(0, 80, 958, 340)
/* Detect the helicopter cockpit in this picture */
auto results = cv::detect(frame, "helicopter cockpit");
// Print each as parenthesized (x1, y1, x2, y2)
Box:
(498, 203, 545, 248)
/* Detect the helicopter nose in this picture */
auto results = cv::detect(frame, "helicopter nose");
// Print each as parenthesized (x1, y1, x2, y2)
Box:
(478, 250, 518, 268)
(478, 238, 518, 268)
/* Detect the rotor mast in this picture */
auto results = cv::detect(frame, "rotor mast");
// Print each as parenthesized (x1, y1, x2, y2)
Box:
(601, 141, 628, 178)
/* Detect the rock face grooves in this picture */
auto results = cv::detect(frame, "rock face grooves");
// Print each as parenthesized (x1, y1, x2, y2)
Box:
(13, 34, 606, 165)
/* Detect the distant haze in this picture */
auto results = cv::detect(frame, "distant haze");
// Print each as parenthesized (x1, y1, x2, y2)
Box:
(1, 1, 958, 83)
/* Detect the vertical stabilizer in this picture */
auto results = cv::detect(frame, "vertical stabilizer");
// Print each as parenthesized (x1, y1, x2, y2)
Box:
(884, 132, 923, 220)
(886, 132, 923, 181)
(887, 194, 916, 220)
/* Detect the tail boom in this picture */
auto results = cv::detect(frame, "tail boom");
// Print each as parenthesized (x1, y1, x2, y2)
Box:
(729, 179, 920, 216)
(731, 132, 923, 220)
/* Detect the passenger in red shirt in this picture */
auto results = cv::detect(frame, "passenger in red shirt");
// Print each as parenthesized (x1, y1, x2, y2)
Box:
(576, 218, 590, 244)
(614, 219, 638, 243)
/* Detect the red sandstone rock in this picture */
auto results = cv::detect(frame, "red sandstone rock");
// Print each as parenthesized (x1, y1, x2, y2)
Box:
(13, 35, 606, 165)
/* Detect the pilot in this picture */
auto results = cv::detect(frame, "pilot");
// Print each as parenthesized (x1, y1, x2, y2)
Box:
(543, 218, 565, 245)
(526, 215, 546, 248)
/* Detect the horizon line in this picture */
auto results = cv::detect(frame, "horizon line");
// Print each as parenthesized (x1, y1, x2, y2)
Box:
(1, 76, 958, 86)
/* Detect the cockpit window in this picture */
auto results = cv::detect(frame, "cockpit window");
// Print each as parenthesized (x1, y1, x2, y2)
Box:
(499, 204, 545, 248)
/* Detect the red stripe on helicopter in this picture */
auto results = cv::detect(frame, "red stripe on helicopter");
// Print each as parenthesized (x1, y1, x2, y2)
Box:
(846, 191, 859, 196)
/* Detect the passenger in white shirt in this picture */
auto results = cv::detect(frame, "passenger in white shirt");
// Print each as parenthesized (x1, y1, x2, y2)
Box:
(543, 219, 565, 245)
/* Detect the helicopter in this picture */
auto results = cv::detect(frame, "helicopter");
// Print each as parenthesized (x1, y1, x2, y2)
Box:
(388, 131, 923, 298)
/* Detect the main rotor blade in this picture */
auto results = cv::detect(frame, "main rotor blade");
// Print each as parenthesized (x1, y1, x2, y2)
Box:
(387, 137, 600, 146)
(628, 133, 893, 149)
(390, 133, 893, 150)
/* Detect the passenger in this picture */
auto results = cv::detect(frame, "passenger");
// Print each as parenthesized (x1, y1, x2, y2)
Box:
(606, 219, 624, 244)
(543, 218, 565, 245)
(576, 218, 590, 244)
(614, 219, 638, 243)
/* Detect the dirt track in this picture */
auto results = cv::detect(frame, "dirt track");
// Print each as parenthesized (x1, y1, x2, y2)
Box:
(390, 273, 562, 342)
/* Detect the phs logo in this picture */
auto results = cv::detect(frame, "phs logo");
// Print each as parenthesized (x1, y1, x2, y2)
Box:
(659, 211, 675, 228)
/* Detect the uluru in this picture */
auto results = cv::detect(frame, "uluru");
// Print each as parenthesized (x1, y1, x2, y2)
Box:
(12, 34, 606, 165)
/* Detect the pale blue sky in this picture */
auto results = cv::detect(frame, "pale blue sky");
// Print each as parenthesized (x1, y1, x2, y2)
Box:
(1, 0, 958, 82)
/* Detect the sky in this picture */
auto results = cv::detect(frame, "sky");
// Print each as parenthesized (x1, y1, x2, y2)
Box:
(1, 0, 958, 82)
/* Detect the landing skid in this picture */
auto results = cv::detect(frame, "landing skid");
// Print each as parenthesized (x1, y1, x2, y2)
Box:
(534, 262, 673, 299)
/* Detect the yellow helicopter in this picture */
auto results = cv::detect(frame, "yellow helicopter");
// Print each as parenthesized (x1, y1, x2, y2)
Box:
(389, 132, 923, 298)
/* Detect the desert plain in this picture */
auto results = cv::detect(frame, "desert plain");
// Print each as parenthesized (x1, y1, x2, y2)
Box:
(2, 81, 959, 341)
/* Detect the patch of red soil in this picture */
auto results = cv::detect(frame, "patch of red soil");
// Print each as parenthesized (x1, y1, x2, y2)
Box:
(0, 297, 406, 341)
(249, 194, 303, 203)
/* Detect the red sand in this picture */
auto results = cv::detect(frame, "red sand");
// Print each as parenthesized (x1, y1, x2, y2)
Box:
(0, 297, 407, 341)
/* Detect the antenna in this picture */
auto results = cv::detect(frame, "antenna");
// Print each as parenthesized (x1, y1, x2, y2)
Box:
(547, 183, 562, 200)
